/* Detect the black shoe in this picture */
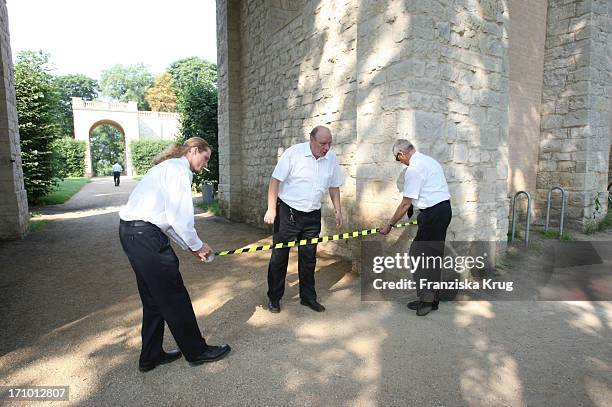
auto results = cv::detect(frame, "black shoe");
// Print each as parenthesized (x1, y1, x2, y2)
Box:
(408, 300, 439, 311)
(300, 299, 326, 312)
(138, 349, 182, 372)
(188, 345, 231, 365)
(416, 301, 438, 316)
(268, 300, 280, 313)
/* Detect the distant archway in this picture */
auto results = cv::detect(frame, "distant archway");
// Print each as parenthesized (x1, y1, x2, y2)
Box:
(88, 120, 126, 176)
(72, 98, 180, 176)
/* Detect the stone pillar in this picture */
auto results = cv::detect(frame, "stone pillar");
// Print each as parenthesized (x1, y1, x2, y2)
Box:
(507, 0, 548, 195)
(537, 0, 612, 230)
(0, 0, 28, 239)
(217, 0, 244, 220)
(355, 0, 511, 242)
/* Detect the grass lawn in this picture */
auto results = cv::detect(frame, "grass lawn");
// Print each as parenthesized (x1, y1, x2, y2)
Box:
(38, 177, 89, 205)
(196, 200, 220, 215)
(28, 212, 47, 232)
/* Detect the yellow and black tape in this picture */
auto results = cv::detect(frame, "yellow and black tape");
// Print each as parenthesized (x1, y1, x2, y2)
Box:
(214, 220, 418, 257)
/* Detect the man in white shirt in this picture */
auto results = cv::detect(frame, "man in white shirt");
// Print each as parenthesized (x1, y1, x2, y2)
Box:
(379, 139, 452, 316)
(112, 162, 123, 187)
(263, 125, 344, 313)
(119, 137, 230, 371)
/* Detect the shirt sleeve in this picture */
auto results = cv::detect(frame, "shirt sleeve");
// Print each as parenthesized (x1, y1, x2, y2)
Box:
(403, 167, 424, 200)
(163, 165, 204, 251)
(330, 161, 344, 188)
(271, 148, 291, 182)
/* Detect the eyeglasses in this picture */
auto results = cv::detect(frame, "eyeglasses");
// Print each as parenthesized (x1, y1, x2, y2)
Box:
(395, 151, 402, 161)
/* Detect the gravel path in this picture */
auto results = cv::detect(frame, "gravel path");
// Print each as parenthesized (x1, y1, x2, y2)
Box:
(0, 176, 610, 406)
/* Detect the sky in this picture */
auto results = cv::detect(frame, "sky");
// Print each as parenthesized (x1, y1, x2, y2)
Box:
(7, 0, 218, 80)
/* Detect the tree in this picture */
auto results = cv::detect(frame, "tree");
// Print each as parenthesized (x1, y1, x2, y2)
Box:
(54, 74, 98, 137)
(100, 63, 153, 110)
(168, 57, 218, 188)
(146, 72, 177, 112)
(168, 57, 217, 94)
(52, 137, 86, 177)
(14, 50, 61, 203)
(90, 124, 125, 176)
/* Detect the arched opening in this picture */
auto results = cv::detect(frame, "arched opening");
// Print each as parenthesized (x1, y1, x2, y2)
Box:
(88, 120, 126, 177)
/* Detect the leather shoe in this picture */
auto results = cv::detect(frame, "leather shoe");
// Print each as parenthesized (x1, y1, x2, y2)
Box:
(407, 300, 439, 311)
(268, 300, 280, 313)
(139, 349, 182, 372)
(188, 345, 231, 365)
(300, 299, 325, 312)
(416, 301, 438, 316)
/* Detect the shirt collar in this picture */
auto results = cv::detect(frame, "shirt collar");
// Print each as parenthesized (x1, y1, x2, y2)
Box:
(303, 142, 329, 160)
(409, 151, 421, 164)
(179, 156, 192, 173)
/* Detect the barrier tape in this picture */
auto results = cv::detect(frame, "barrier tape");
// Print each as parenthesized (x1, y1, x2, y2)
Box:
(214, 220, 418, 256)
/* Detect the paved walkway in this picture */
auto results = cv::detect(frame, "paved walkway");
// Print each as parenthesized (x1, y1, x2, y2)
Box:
(0, 177, 610, 406)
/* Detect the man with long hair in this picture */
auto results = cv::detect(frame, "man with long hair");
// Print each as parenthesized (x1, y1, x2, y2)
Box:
(119, 137, 230, 371)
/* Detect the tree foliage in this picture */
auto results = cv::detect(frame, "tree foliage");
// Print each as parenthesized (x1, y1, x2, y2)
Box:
(14, 50, 61, 203)
(129, 139, 173, 175)
(146, 72, 177, 112)
(100, 63, 153, 110)
(90, 124, 125, 176)
(54, 74, 98, 137)
(168, 57, 218, 188)
(52, 137, 86, 177)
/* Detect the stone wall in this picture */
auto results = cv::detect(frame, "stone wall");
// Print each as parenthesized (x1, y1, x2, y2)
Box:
(0, 0, 28, 240)
(507, 0, 548, 196)
(537, 0, 612, 229)
(354, 0, 510, 244)
(217, 0, 244, 220)
(218, 0, 512, 253)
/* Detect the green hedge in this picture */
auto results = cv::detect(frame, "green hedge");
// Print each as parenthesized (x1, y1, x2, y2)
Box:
(52, 137, 86, 177)
(129, 139, 173, 175)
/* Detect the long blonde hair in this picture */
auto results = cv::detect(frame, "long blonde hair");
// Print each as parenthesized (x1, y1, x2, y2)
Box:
(153, 137, 211, 165)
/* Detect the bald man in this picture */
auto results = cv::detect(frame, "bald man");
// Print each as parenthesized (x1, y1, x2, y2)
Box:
(263, 126, 344, 313)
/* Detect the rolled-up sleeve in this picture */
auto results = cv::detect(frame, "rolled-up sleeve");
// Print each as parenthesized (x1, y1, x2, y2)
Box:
(330, 160, 344, 188)
(271, 149, 291, 181)
(403, 167, 424, 200)
(163, 166, 203, 251)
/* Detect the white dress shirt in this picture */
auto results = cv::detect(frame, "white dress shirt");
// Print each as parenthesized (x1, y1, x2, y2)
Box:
(112, 163, 123, 172)
(403, 151, 451, 209)
(272, 142, 344, 212)
(119, 157, 203, 251)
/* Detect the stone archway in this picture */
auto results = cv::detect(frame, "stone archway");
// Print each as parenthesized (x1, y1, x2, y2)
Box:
(88, 119, 126, 177)
(72, 97, 180, 177)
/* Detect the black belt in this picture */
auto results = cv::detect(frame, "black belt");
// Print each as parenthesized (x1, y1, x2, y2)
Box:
(120, 219, 155, 227)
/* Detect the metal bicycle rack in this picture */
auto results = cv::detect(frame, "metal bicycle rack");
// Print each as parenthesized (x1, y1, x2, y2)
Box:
(511, 191, 532, 246)
(545, 187, 566, 238)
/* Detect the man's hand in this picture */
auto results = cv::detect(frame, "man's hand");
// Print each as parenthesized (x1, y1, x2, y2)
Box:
(379, 223, 392, 236)
(264, 208, 276, 224)
(335, 211, 343, 229)
(191, 243, 212, 262)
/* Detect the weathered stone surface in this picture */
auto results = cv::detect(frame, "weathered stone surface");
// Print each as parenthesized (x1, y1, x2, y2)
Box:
(536, 0, 611, 230)
(216, 0, 610, 254)
(0, 0, 27, 239)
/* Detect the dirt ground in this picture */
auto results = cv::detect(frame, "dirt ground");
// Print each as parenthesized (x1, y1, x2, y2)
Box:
(0, 176, 610, 406)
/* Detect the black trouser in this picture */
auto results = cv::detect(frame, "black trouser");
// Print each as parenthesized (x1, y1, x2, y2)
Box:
(410, 200, 452, 302)
(267, 199, 321, 302)
(113, 172, 121, 186)
(119, 221, 207, 362)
